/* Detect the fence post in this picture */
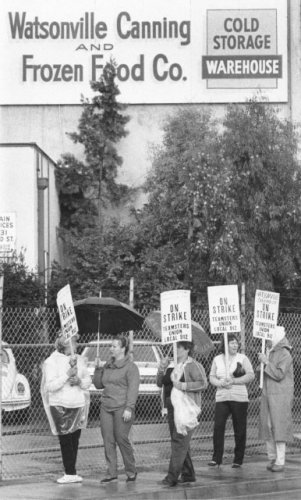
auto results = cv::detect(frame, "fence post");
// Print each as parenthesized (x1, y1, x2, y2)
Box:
(129, 278, 134, 359)
(0, 274, 4, 481)
(240, 283, 246, 354)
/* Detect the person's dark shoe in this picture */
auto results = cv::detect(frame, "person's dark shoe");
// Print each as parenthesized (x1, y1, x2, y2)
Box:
(161, 477, 177, 487)
(266, 459, 276, 471)
(232, 463, 241, 468)
(178, 477, 196, 483)
(271, 464, 284, 472)
(100, 477, 118, 484)
(126, 473, 137, 482)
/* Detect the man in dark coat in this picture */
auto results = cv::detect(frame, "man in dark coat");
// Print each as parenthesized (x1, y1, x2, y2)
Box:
(258, 326, 294, 472)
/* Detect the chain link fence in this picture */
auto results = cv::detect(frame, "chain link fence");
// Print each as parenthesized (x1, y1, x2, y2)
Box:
(1, 307, 301, 480)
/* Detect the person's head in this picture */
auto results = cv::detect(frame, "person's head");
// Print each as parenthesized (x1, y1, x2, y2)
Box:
(110, 335, 129, 360)
(177, 341, 194, 361)
(55, 332, 79, 355)
(219, 334, 239, 355)
(266, 325, 285, 349)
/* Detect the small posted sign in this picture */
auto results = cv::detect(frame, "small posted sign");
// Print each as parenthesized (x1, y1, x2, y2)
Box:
(160, 290, 192, 344)
(57, 284, 78, 339)
(208, 285, 241, 334)
(253, 290, 279, 341)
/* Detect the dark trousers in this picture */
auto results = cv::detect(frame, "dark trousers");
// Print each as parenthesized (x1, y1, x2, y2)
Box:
(58, 429, 81, 475)
(212, 401, 248, 465)
(166, 397, 196, 482)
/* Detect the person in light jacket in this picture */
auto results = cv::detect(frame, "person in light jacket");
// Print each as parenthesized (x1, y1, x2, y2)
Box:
(41, 333, 91, 484)
(258, 326, 294, 472)
(157, 341, 208, 487)
(93, 335, 140, 484)
(209, 334, 255, 468)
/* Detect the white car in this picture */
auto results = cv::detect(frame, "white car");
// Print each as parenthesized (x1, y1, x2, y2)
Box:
(82, 340, 164, 416)
(1, 343, 31, 417)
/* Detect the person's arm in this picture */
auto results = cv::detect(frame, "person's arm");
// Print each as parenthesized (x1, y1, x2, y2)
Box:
(262, 350, 293, 381)
(182, 361, 208, 392)
(125, 362, 140, 411)
(43, 359, 74, 392)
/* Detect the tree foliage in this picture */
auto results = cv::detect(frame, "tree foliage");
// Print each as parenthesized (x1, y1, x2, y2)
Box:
(55, 58, 130, 238)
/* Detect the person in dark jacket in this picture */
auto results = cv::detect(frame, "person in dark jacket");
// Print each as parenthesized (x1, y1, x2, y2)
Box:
(258, 326, 294, 472)
(156, 341, 207, 487)
(93, 335, 140, 484)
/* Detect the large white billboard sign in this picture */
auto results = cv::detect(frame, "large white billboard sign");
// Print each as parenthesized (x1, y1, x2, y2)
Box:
(0, 0, 287, 104)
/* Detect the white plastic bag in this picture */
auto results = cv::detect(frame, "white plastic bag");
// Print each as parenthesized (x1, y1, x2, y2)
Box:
(171, 387, 200, 435)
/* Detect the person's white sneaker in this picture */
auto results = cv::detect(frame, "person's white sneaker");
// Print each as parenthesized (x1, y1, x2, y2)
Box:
(57, 474, 83, 484)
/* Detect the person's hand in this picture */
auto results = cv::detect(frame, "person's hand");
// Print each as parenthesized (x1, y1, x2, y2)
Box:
(69, 375, 81, 386)
(95, 357, 101, 368)
(159, 357, 169, 371)
(69, 356, 77, 368)
(172, 380, 183, 390)
(123, 409, 132, 422)
(220, 378, 233, 389)
(67, 366, 78, 377)
(258, 353, 268, 365)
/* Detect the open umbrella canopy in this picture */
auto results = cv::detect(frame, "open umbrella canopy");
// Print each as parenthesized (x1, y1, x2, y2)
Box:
(73, 297, 144, 337)
(145, 311, 216, 357)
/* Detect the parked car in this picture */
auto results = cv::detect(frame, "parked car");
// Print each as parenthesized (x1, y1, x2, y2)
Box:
(1, 342, 31, 419)
(82, 340, 164, 418)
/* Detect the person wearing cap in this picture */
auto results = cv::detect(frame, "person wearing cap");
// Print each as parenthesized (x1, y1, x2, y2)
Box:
(93, 335, 140, 485)
(41, 333, 91, 484)
(258, 325, 294, 472)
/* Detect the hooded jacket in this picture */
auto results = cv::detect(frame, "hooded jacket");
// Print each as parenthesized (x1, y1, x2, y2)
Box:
(258, 337, 294, 441)
(93, 354, 140, 412)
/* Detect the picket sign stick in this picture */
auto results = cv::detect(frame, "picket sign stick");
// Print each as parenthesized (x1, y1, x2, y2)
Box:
(224, 331, 230, 379)
(260, 339, 266, 389)
(129, 277, 134, 360)
(69, 336, 75, 357)
(173, 342, 177, 371)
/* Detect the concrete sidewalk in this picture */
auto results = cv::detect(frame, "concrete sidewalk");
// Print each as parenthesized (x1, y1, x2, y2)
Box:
(0, 455, 301, 500)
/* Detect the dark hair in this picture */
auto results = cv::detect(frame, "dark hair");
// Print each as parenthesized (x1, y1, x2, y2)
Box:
(218, 334, 239, 354)
(115, 335, 129, 355)
(177, 341, 195, 357)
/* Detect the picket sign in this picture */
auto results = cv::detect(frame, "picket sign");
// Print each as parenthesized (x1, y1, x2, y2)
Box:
(160, 290, 192, 370)
(207, 285, 241, 379)
(56, 284, 78, 357)
(253, 290, 280, 389)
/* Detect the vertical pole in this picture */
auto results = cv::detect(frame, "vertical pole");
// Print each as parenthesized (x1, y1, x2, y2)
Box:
(173, 342, 177, 370)
(129, 278, 134, 360)
(224, 332, 229, 379)
(240, 283, 246, 354)
(0, 274, 4, 481)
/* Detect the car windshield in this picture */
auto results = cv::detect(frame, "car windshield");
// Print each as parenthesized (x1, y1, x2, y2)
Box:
(83, 344, 158, 363)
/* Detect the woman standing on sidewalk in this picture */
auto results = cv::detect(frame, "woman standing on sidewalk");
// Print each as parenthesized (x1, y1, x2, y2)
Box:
(41, 333, 91, 484)
(258, 326, 294, 472)
(157, 341, 208, 487)
(209, 334, 255, 468)
(93, 335, 140, 484)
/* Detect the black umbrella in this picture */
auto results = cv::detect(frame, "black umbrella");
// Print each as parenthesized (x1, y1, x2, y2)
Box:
(73, 297, 144, 338)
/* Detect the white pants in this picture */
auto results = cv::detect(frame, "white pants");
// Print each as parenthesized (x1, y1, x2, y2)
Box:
(265, 410, 286, 466)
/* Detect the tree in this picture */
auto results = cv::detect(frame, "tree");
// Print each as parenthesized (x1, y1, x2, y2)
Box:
(132, 97, 301, 308)
(56, 58, 130, 238)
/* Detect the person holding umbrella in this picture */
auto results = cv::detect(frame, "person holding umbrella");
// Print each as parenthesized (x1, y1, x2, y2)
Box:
(208, 333, 255, 468)
(41, 332, 91, 484)
(157, 340, 208, 487)
(93, 335, 140, 484)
